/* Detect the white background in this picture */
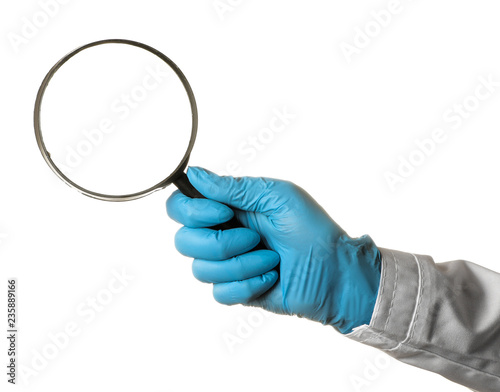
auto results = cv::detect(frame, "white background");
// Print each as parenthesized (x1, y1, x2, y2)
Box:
(1, 0, 500, 391)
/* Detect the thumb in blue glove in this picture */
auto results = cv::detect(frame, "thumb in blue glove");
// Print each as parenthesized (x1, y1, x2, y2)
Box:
(167, 167, 381, 334)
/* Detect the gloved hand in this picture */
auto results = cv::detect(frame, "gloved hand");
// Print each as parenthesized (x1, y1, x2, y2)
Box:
(167, 167, 381, 334)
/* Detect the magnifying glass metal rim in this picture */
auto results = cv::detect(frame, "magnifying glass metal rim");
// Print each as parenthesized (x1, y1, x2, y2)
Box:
(34, 38, 198, 202)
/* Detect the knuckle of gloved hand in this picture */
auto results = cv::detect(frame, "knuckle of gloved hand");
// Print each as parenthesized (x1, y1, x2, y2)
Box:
(234, 254, 263, 281)
(174, 227, 193, 256)
(192, 259, 210, 283)
(213, 284, 234, 305)
(274, 180, 302, 199)
(209, 230, 232, 260)
(210, 229, 259, 260)
(166, 192, 182, 220)
(182, 199, 198, 225)
(232, 255, 248, 279)
(213, 281, 254, 306)
(238, 282, 255, 304)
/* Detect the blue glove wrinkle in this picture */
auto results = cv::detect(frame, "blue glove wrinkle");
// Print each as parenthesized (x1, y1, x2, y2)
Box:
(187, 167, 279, 216)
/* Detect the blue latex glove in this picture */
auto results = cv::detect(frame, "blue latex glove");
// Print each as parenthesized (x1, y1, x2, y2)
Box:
(167, 167, 381, 334)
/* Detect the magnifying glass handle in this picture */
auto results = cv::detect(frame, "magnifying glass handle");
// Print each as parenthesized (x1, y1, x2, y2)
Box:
(172, 171, 206, 199)
(173, 172, 267, 248)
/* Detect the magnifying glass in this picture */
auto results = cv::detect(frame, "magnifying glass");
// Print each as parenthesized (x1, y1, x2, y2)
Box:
(34, 39, 241, 231)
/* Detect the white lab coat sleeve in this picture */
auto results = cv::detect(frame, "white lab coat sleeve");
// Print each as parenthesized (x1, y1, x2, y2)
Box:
(346, 247, 500, 392)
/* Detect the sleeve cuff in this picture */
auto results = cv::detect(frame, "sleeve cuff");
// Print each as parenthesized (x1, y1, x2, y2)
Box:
(344, 247, 500, 391)
(345, 247, 423, 349)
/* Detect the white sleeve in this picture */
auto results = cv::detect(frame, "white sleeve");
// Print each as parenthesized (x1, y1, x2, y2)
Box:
(346, 248, 500, 392)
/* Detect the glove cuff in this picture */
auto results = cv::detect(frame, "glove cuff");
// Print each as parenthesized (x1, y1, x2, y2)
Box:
(334, 234, 382, 334)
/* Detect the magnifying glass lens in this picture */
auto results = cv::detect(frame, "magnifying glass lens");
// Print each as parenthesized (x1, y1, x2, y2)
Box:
(39, 43, 193, 196)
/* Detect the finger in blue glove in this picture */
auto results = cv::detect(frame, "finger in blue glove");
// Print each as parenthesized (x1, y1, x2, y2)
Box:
(167, 167, 381, 334)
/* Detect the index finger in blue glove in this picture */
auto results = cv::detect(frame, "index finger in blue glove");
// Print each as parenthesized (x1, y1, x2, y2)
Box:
(167, 190, 234, 228)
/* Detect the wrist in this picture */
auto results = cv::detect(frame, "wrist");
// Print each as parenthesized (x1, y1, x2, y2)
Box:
(333, 234, 382, 334)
